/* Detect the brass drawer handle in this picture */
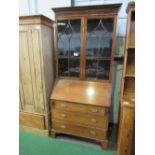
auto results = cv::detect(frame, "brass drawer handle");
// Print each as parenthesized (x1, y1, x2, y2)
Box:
(60, 125, 66, 129)
(91, 108, 98, 113)
(91, 118, 97, 123)
(89, 130, 96, 135)
(61, 113, 66, 118)
(60, 104, 66, 108)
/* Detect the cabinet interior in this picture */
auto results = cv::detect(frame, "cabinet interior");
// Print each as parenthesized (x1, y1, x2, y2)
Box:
(124, 77, 135, 99)
(126, 48, 135, 76)
(128, 11, 135, 47)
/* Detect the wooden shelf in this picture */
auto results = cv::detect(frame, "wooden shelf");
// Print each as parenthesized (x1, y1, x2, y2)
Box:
(126, 65, 135, 76)
(127, 46, 135, 49)
(58, 56, 68, 59)
(123, 91, 135, 98)
(128, 34, 135, 48)
(123, 92, 135, 102)
(125, 74, 135, 78)
(120, 92, 135, 107)
(121, 101, 135, 108)
(58, 56, 80, 59)
(124, 77, 135, 96)
(86, 57, 111, 60)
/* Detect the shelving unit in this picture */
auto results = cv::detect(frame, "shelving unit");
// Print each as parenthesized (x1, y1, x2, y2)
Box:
(120, 2, 135, 103)
(117, 2, 135, 155)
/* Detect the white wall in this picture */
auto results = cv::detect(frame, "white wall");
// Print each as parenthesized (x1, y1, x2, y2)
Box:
(19, 0, 71, 20)
(19, 0, 30, 15)
(75, 0, 120, 6)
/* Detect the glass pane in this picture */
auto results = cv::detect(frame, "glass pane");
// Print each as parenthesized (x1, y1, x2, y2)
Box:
(70, 20, 81, 58)
(86, 59, 97, 79)
(97, 60, 110, 80)
(86, 19, 113, 58)
(58, 59, 69, 76)
(57, 19, 81, 77)
(57, 20, 81, 58)
(86, 18, 113, 80)
(69, 58, 80, 77)
(57, 20, 69, 56)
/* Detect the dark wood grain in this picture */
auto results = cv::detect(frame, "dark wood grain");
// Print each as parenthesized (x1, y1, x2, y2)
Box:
(51, 79, 111, 107)
(52, 4, 122, 18)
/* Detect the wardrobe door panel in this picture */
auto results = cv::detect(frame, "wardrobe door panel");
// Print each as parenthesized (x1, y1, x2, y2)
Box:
(30, 25, 45, 113)
(19, 26, 35, 112)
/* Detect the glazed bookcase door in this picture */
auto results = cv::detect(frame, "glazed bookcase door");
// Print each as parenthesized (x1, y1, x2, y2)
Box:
(57, 19, 81, 78)
(85, 18, 114, 80)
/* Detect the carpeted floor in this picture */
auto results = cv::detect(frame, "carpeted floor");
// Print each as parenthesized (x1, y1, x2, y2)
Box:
(19, 131, 117, 155)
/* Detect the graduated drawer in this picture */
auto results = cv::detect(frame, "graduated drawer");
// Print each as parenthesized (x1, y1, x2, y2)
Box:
(52, 120, 107, 140)
(19, 112, 45, 129)
(53, 101, 109, 116)
(52, 109, 109, 129)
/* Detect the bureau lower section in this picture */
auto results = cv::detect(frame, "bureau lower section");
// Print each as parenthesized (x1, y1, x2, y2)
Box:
(50, 101, 109, 149)
(52, 119, 108, 141)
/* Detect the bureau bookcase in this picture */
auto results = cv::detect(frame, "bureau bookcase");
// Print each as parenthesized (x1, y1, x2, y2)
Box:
(19, 15, 54, 135)
(117, 2, 135, 155)
(50, 4, 121, 148)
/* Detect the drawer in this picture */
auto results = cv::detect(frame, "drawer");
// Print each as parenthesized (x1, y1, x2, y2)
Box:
(19, 112, 45, 129)
(52, 120, 107, 140)
(53, 101, 108, 116)
(52, 109, 109, 129)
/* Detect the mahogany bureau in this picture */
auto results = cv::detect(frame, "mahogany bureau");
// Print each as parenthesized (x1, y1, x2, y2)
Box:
(50, 79, 111, 148)
(50, 4, 121, 149)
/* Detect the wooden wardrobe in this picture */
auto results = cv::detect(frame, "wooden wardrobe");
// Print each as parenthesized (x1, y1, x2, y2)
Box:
(19, 15, 54, 135)
(50, 4, 122, 149)
(117, 2, 135, 155)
